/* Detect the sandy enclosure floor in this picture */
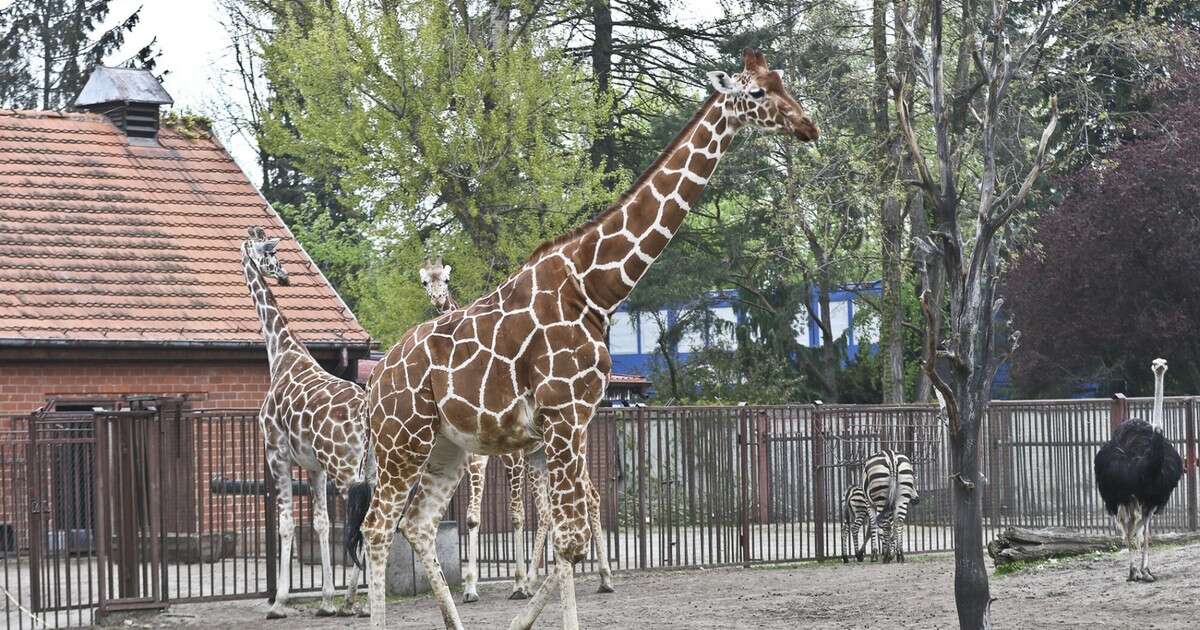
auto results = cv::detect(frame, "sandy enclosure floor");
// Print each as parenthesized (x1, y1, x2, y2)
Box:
(120, 542, 1200, 629)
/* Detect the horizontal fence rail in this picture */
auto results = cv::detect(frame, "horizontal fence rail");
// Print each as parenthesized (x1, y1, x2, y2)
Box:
(2, 396, 1199, 627)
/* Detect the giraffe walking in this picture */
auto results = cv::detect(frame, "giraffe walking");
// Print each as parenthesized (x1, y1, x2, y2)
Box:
(345, 49, 817, 630)
(241, 227, 369, 619)
(419, 258, 614, 602)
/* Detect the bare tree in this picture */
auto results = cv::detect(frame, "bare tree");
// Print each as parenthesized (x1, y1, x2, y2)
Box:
(895, 0, 1059, 626)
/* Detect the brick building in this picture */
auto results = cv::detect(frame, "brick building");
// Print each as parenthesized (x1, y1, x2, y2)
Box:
(0, 66, 371, 415)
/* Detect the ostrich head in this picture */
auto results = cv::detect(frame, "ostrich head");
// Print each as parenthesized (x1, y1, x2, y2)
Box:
(1151, 358, 1168, 378)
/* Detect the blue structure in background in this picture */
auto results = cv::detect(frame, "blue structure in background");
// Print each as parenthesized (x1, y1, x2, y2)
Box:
(609, 282, 884, 379)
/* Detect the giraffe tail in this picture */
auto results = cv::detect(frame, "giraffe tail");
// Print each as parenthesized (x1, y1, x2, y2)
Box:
(344, 481, 372, 571)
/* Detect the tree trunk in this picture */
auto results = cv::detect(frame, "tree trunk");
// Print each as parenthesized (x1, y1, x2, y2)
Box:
(951, 372, 991, 629)
(590, 0, 615, 175)
(817, 281, 840, 402)
(874, 0, 906, 403)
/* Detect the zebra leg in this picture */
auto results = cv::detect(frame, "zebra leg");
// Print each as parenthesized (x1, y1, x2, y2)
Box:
(841, 516, 850, 564)
(855, 519, 869, 562)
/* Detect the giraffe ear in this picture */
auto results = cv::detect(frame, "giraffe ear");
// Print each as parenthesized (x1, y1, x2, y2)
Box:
(772, 69, 784, 81)
(263, 238, 280, 252)
(707, 71, 739, 95)
(443, 264, 451, 276)
(419, 268, 431, 284)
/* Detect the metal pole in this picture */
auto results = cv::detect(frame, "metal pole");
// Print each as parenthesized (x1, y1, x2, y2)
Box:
(26, 414, 43, 613)
(739, 408, 751, 567)
(811, 402, 826, 561)
(264, 451, 277, 601)
(1110, 393, 1127, 431)
(1186, 398, 1198, 532)
(636, 407, 648, 570)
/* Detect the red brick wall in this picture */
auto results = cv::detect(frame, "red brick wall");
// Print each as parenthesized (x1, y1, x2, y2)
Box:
(0, 360, 272, 415)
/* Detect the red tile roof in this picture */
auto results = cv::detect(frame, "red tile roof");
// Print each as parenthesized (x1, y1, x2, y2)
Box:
(0, 109, 370, 349)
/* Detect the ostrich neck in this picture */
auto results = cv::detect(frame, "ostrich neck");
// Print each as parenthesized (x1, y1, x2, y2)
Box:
(1152, 372, 1165, 430)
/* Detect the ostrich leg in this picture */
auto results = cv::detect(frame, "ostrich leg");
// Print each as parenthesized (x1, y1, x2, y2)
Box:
(1139, 512, 1156, 582)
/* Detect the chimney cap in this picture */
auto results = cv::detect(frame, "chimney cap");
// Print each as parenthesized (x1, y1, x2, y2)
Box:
(74, 66, 173, 108)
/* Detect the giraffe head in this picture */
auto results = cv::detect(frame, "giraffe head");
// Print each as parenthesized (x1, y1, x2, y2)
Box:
(419, 256, 453, 311)
(244, 226, 289, 286)
(707, 48, 818, 142)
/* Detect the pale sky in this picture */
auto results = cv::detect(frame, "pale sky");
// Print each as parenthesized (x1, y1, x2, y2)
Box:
(97, 0, 727, 186)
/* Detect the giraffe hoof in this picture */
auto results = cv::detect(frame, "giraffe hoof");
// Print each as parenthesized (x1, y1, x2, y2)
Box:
(266, 608, 288, 620)
(597, 583, 615, 594)
(315, 607, 338, 618)
(1141, 571, 1156, 583)
(509, 589, 530, 600)
(336, 605, 362, 617)
(463, 592, 480, 604)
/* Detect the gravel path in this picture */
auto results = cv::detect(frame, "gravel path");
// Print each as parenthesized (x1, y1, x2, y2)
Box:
(120, 542, 1200, 629)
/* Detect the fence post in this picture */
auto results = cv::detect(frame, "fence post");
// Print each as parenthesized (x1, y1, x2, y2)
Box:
(1187, 398, 1198, 531)
(264, 452, 278, 602)
(812, 402, 826, 561)
(754, 411, 771, 524)
(25, 413, 43, 613)
(636, 406, 648, 570)
(739, 407, 751, 567)
(1110, 393, 1128, 431)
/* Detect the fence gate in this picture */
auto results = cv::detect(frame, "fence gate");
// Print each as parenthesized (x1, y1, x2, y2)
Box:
(93, 408, 168, 614)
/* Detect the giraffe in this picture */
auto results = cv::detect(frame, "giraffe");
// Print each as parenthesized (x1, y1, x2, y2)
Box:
(345, 48, 817, 630)
(241, 226, 369, 619)
(418, 257, 613, 602)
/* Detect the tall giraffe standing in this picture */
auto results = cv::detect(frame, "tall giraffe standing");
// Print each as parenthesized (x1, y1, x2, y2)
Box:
(242, 227, 369, 619)
(345, 49, 817, 630)
(418, 257, 613, 601)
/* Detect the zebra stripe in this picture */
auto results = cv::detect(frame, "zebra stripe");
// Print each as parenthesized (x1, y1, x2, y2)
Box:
(862, 449, 919, 563)
(841, 484, 872, 562)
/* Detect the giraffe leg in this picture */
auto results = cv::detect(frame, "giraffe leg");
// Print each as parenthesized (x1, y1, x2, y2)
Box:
(462, 455, 487, 604)
(504, 453, 531, 599)
(524, 449, 552, 595)
(337, 560, 365, 617)
(310, 470, 338, 616)
(265, 455, 294, 620)
(510, 404, 594, 630)
(361, 433, 435, 630)
(585, 471, 614, 593)
(400, 437, 469, 630)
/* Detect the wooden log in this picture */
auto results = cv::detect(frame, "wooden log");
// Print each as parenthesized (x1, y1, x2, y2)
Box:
(987, 526, 1200, 565)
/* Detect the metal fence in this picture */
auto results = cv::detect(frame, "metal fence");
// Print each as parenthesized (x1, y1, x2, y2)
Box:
(2, 397, 1198, 627)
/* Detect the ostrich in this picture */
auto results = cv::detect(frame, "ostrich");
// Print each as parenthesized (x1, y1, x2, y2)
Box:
(1094, 358, 1184, 582)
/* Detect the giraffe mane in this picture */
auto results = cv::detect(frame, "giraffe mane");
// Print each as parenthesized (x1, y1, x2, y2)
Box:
(524, 91, 724, 264)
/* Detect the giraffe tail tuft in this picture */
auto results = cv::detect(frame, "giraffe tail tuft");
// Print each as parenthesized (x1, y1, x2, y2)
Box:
(344, 481, 372, 571)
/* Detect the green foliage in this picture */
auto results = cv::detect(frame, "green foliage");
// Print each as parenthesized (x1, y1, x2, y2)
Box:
(161, 111, 213, 139)
(258, 0, 615, 342)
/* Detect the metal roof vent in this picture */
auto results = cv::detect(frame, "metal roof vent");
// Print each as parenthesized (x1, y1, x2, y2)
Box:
(73, 66, 173, 139)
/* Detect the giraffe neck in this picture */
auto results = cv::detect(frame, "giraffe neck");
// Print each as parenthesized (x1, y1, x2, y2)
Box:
(549, 92, 739, 312)
(241, 249, 310, 376)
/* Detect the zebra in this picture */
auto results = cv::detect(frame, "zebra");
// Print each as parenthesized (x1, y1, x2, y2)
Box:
(840, 484, 873, 563)
(863, 449, 920, 563)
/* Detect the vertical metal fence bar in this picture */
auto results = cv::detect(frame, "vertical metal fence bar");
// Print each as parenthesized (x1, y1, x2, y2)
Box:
(811, 403, 826, 561)
(1187, 398, 1198, 531)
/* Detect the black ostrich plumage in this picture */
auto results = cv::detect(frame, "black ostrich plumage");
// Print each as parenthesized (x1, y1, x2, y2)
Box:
(1094, 418, 1184, 517)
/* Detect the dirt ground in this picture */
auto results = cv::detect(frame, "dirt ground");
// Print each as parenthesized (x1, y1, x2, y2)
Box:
(121, 542, 1200, 629)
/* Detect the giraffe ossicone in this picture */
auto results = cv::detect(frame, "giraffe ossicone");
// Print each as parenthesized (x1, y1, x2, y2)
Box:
(241, 226, 369, 619)
(346, 48, 817, 630)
